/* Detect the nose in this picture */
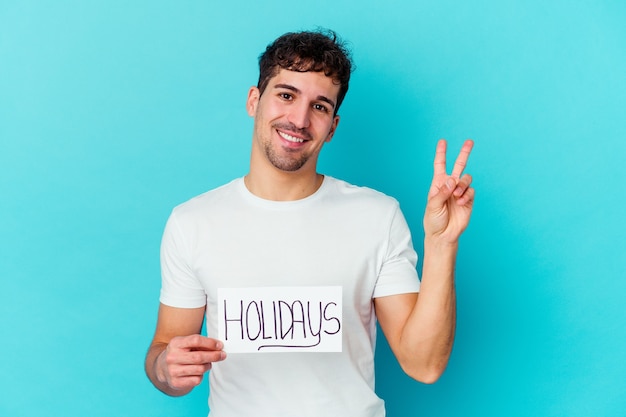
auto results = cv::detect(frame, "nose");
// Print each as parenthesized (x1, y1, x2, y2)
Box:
(286, 101, 311, 130)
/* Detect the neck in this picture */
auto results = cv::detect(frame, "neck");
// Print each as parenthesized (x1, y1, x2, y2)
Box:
(244, 169, 324, 201)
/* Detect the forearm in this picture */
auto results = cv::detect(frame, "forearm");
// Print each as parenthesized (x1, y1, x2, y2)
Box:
(145, 342, 193, 397)
(399, 238, 458, 382)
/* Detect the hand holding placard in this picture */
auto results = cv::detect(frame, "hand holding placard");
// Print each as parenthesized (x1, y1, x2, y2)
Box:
(156, 335, 227, 392)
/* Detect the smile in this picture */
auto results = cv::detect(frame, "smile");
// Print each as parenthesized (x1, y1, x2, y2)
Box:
(278, 130, 306, 143)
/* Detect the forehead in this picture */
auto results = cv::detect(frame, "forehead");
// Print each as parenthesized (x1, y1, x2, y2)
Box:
(267, 68, 340, 100)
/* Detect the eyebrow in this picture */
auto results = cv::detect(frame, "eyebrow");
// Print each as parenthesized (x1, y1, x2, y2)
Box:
(274, 83, 337, 110)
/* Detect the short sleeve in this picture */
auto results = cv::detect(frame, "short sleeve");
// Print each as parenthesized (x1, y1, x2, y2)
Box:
(159, 212, 207, 308)
(373, 205, 421, 298)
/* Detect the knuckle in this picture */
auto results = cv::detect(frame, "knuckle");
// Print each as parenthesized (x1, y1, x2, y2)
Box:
(169, 366, 185, 378)
(164, 351, 178, 365)
(194, 364, 210, 375)
(190, 351, 205, 363)
(194, 350, 217, 364)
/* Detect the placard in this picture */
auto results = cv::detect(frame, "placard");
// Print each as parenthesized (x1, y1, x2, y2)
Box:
(217, 286, 342, 353)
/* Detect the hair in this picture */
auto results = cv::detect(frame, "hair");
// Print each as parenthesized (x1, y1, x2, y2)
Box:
(257, 29, 354, 115)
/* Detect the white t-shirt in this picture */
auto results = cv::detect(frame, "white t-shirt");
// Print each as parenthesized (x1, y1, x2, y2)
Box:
(160, 176, 420, 417)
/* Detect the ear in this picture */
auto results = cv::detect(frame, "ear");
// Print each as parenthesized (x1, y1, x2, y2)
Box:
(325, 115, 340, 143)
(246, 86, 260, 117)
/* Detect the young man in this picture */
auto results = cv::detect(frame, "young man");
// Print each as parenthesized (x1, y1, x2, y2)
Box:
(145, 30, 474, 416)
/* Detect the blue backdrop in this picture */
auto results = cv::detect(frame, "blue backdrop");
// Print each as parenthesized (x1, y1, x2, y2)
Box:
(1, 1, 625, 416)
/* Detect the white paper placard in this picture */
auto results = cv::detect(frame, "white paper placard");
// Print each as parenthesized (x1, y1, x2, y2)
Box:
(217, 286, 342, 353)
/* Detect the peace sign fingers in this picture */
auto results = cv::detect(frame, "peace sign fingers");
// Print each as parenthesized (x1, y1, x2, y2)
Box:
(425, 138, 476, 242)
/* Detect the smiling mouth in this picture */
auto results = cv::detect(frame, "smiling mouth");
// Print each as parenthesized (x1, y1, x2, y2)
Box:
(277, 130, 307, 143)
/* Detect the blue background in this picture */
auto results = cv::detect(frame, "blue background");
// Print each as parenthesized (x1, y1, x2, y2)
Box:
(1, 1, 625, 416)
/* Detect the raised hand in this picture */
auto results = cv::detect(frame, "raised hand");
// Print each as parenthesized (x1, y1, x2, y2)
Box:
(423, 139, 475, 244)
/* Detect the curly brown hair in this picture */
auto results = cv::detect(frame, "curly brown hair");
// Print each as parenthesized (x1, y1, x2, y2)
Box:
(257, 29, 354, 115)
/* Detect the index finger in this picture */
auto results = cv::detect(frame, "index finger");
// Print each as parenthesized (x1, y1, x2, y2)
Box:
(174, 334, 224, 351)
(451, 139, 474, 179)
(433, 139, 448, 177)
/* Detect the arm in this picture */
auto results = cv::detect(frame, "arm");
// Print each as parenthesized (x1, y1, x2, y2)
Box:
(375, 139, 474, 384)
(145, 303, 226, 396)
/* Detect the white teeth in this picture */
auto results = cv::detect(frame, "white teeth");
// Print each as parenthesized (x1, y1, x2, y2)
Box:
(278, 131, 304, 143)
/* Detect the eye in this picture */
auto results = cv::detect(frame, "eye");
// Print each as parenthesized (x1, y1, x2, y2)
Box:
(313, 103, 330, 113)
(278, 92, 293, 101)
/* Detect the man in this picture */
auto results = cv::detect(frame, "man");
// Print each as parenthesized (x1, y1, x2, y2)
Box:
(145, 29, 474, 416)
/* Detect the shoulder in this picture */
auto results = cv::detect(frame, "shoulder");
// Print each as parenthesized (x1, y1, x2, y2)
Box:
(321, 177, 403, 226)
(170, 178, 242, 220)
(324, 176, 400, 209)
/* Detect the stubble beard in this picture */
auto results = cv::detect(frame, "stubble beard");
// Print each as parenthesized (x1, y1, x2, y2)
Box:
(263, 141, 309, 172)
(262, 122, 313, 172)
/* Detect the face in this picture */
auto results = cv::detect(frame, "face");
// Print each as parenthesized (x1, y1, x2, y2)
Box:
(246, 69, 341, 173)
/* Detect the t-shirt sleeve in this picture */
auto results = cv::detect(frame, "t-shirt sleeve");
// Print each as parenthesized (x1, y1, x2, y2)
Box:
(159, 212, 207, 308)
(373, 204, 421, 298)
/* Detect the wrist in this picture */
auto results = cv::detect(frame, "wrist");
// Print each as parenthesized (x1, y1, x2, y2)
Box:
(424, 235, 459, 253)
